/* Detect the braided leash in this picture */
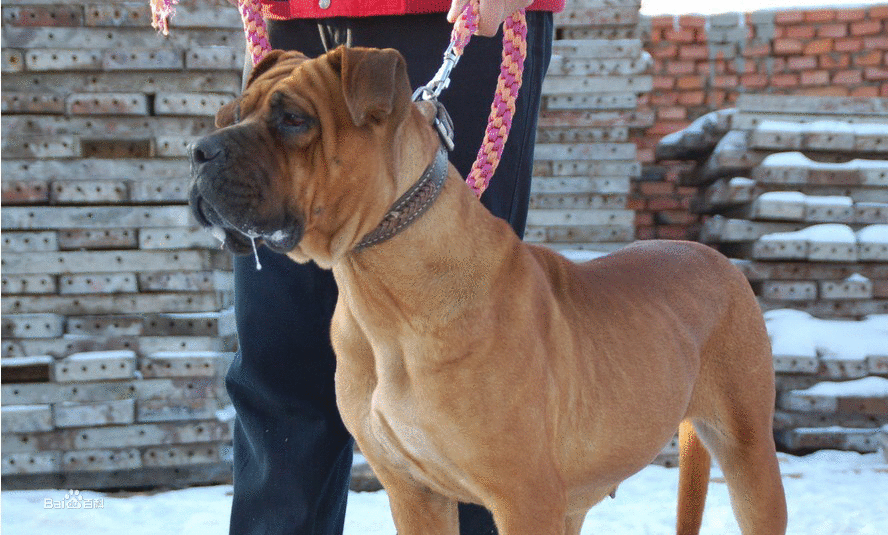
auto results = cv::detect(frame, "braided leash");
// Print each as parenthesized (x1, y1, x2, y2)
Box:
(236, 0, 272, 65)
(447, 3, 527, 197)
(151, 0, 271, 64)
(150, 1, 526, 198)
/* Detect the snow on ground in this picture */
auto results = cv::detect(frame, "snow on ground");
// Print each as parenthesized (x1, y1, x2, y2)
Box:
(2, 450, 887, 535)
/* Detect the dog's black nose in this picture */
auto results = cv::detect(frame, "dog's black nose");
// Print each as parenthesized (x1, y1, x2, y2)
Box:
(190, 136, 225, 165)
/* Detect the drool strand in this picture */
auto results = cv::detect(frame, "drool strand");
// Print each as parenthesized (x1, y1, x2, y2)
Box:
(250, 236, 262, 270)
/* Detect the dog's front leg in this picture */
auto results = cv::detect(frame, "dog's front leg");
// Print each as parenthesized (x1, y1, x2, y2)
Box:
(372, 464, 459, 535)
(487, 499, 568, 535)
(331, 306, 459, 534)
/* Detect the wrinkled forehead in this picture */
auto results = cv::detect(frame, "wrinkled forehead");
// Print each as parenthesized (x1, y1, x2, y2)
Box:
(237, 52, 321, 116)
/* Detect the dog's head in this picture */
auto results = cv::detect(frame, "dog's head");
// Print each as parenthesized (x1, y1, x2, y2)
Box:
(189, 46, 440, 267)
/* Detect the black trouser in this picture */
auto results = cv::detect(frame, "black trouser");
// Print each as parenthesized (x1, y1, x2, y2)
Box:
(227, 12, 553, 535)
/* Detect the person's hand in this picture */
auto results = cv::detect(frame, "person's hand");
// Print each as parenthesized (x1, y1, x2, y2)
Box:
(447, 0, 533, 37)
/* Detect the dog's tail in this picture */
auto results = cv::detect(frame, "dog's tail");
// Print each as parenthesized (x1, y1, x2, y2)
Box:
(676, 420, 711, 535)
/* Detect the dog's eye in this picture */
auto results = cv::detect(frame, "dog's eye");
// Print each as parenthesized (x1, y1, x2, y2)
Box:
(281, 112, 307, 129)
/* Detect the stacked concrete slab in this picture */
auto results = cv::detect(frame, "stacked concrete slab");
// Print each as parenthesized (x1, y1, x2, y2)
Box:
(657, 94, 888, 454)
(528, 0, 651, 252)
(1, 0, 242, 489)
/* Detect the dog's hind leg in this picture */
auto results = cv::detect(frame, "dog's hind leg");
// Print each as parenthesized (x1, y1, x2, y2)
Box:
(676, 419, 711, 535)
(696, 418, 787, 535)
(684, 270, 787, 534)
(691, 334, 787, 532)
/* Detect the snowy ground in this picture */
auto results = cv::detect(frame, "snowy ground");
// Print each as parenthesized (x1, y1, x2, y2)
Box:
(3, 450, 886, 535)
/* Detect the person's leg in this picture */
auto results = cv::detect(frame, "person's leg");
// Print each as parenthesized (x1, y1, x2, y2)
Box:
(228, 252, 351, 535)
(343, 12, 554, 235)
(227, 20, 354, 535)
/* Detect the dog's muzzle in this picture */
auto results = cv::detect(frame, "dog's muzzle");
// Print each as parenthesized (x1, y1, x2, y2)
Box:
(188, 132, 303, 255)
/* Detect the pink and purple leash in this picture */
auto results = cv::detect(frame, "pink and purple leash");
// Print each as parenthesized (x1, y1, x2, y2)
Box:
(151, 0, 526, 198)
(447, 4, 527, 197)
(151, 0, 270, 65)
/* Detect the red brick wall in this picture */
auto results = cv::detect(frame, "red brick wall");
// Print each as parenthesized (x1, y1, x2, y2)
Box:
(633, 4, 888, 241)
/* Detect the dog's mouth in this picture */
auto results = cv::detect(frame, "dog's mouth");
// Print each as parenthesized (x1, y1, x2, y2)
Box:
(190, 192, 303, 255)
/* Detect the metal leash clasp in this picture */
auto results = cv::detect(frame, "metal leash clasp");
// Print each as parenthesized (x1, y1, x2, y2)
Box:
(432, 101, 455, 152)
(413, 43, 459, 152)
(413, 41, 460, 102)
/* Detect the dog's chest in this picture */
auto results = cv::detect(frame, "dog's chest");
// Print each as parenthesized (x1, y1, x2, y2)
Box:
(367, 391, 475, 501)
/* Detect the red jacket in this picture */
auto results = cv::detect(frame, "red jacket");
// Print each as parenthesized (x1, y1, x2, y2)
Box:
(262, 1, 565, 20)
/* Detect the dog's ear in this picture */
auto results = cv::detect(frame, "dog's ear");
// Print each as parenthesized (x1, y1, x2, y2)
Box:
(334, 46, 411, 127)
(244, 50, 293, 89)
(215, 50, 303, 128)
(215, 99, 239, 128)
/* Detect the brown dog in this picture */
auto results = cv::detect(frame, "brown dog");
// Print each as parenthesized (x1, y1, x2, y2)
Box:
(190, 46, 787, 535)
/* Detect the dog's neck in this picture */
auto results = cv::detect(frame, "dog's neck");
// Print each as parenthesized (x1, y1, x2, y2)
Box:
(352, 101, 455, 252)
(352, 145, 449, 252)
(333, 154, 521, 329)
